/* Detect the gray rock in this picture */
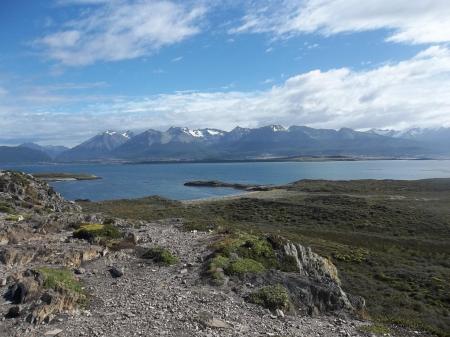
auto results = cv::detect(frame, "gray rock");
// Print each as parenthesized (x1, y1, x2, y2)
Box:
(275, 309, 285, 318)
(5, 306, 21, 319)
(197, 312, 231, 329)
(74, 267, 85, 275)
(109, 266, 124, 278)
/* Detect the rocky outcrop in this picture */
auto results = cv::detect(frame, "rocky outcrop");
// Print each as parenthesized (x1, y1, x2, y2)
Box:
(283, 242, 340, 284)
(279, 242, 357, 314)
(184, 180, 276, 191)
(0, 171, 80, 213)
(4, 269, 84, 324)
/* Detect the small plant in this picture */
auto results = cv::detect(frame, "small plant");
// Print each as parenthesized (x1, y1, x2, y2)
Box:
(207, 255, 230, 283)
(248, 284, 291, 311)
(212, 232, 278, 268)
(5, 214, 24, 222)
(359, 323, 391, 336)
(226, 258, 266, 275)
(37, 267, 86, 304)
(0, 202, 13, 214)
(332, 247, 369, 263)
(142, 247, 178, 266)
(73, 223, 122, 242)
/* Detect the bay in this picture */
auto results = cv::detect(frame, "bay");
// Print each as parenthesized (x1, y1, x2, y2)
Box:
(2, 160, 450, 201)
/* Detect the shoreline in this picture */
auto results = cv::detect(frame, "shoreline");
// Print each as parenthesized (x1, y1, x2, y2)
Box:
(3, 157, 449, 166)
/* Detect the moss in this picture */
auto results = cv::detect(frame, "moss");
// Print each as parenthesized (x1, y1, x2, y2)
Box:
(359, 323, 391, 336)
(248, 284, 291, 311)
(279, 255, 299, 272)
(0, 202, 13, 214)
(226, 258, 265, 275)
(5, 214, 23, 221)
(213, 233, 278, 268)
(142, 247, 178, 266)
(207, 255, 230, 283)
(37, 267, 86, 304)
(73, 223, 122, 242)
(183, 220, 217, 232)
(332, 247, 369, 263)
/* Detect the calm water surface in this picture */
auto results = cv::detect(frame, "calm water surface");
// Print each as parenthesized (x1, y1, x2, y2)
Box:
(2, 160, 450, 201)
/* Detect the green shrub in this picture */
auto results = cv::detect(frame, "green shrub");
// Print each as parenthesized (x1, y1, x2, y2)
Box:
(0, 202, 13, 214)
(226, 258, 265, 275)
(142, 247, 178, 266)
(207, 255, 230, 283)
(248, 284, 291, 310)
(359, 323, 391, 336)
(37, 267, 86, 304)
(213, 233, 278, 268)
(73, 223, 122, 242)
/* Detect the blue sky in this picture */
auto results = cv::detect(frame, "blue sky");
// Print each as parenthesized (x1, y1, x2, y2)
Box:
(1, 0, 450, 146)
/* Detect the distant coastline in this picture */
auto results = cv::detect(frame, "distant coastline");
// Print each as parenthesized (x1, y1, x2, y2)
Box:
(1, 155, 447, 167)
(32, 172, 101, 181)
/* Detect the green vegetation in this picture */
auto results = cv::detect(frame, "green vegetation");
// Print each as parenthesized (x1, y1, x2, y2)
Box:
(248, 284, 291, 311)
(7, 171, 30, 186)
(33, 172, 100, 181)
(227, 258, 266, 275)
(5, 214, 23, 221)
(142, 247, 178, 266)
(80, 178, 450, 336)
(359, 323, 391, 336)
(37, 267, 86, 303)
(73, 223, 122, 242)
(0, 201, 13, 214)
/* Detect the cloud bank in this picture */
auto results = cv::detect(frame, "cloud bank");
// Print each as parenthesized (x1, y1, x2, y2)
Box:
(231, 0, 450, 44)
(2, 46, 450, 145)
(37, 0, 206, 65)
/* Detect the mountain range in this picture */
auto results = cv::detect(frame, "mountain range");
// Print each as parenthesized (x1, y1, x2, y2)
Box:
(1, 125, 449, 163)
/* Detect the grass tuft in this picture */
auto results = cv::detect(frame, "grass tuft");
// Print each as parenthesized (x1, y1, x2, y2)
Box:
(248, 284, 291, 311)
(142, 247, 178, 266)
(73, 223, 122, 242)
(226, 258, 266, 275)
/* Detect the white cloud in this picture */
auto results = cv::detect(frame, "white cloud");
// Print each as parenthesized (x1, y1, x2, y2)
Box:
(171, 56, 184, 62)
(37, 0, 206, 65)
(2, 46, 450, 145)
(230, 0, 450, 44)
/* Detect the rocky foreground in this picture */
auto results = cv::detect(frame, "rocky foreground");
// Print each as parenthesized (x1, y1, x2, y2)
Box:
(0, 171, 373, 337)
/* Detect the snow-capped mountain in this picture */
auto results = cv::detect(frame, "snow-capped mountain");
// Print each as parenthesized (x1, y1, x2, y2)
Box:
(368, 127, 450, 153)
(57, 130, 134, 161)
(49, 124, 450, 163)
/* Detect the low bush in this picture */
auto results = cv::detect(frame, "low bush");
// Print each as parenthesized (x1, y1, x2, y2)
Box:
(248, 284, 291, 311)
(73, 223, 122, 242)
(226, 258, 265, 275)
(142, 247, 178, 266)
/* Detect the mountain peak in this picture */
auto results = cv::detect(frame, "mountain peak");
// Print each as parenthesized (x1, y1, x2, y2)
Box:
(269, 124, 286, 132)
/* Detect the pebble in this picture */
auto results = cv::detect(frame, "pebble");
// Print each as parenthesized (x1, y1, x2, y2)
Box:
(44, 329, 63, 336)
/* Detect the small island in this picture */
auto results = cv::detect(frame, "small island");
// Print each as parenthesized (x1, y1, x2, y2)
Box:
(32, 172, 101, 182)
(184, 180, 276, 191)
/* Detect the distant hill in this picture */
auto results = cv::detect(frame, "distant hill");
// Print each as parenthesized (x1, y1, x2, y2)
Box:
(368, 127, 450, 155)
(57, 130, 133, 162)
(0, 146, 51, 163)
(20, 142, 68, 159)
